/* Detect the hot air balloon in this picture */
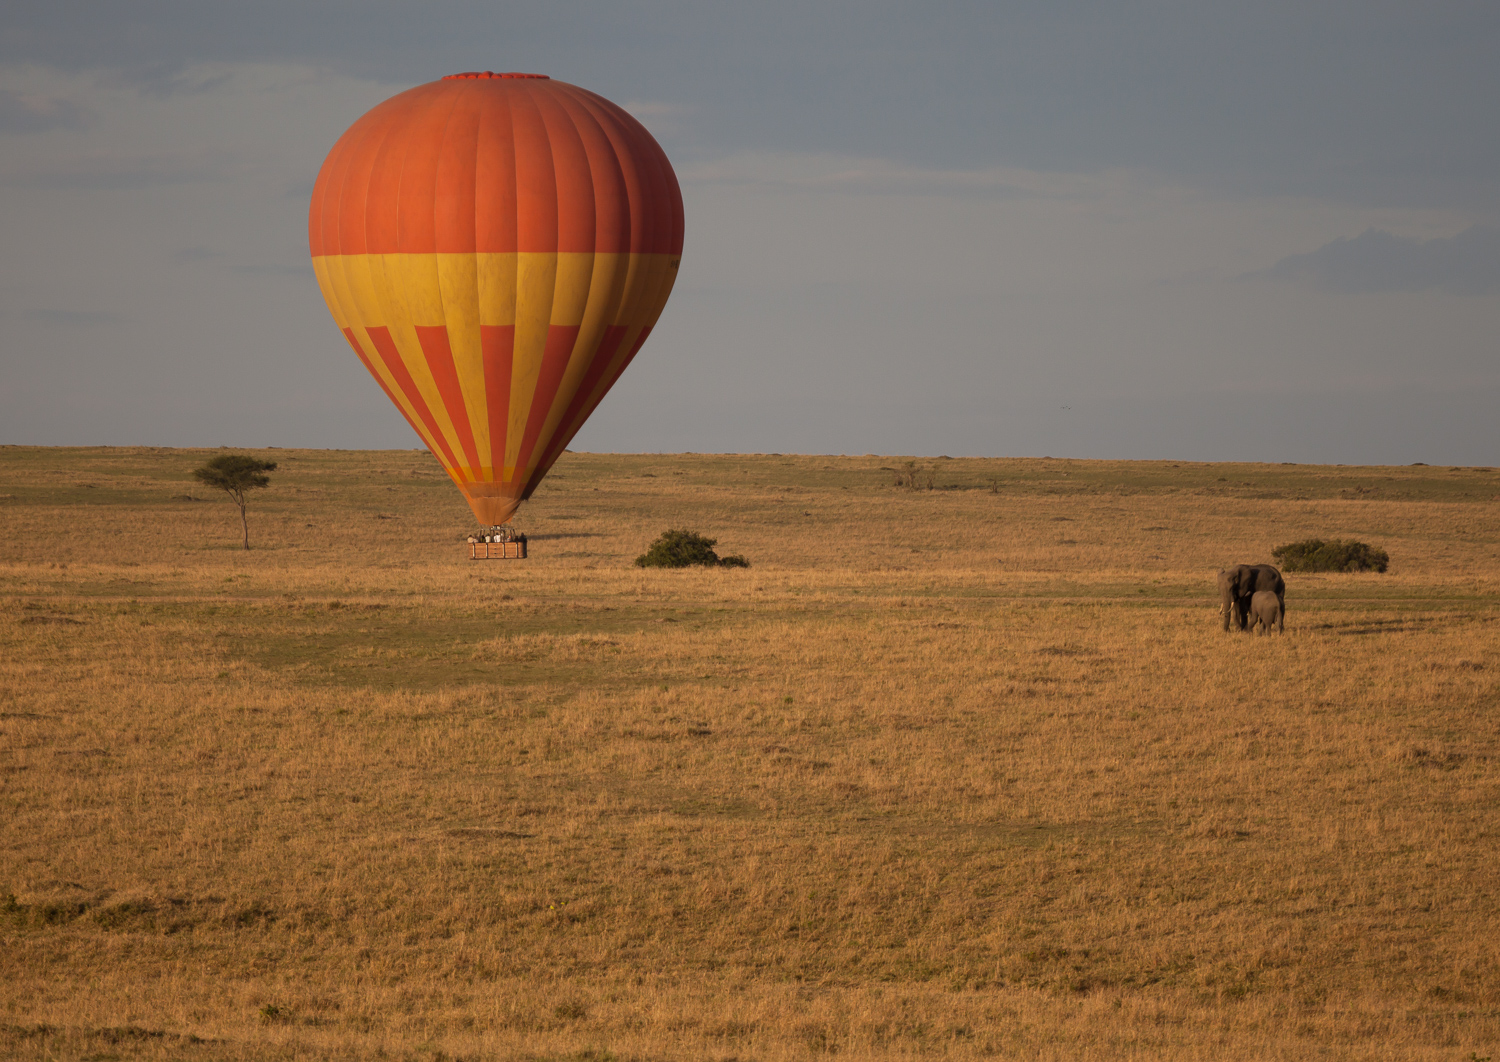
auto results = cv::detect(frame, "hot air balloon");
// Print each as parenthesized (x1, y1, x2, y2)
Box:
(308, 72, 683, 537)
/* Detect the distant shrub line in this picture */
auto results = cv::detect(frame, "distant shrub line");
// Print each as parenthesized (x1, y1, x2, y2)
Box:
(635, 529, 749, 569)
(1272, 538, 1389, 573)
(892, 460, 937, 490)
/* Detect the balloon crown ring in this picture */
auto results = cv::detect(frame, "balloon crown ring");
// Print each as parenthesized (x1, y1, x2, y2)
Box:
(443, 71, 549, 80)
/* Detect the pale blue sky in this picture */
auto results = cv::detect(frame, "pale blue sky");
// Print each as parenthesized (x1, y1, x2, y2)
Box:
(2, 2, 1497, 462)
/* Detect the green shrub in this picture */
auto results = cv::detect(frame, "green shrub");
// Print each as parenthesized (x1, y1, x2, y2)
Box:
(1272, 538, 1389, 573)
(634, 529, 749, 569)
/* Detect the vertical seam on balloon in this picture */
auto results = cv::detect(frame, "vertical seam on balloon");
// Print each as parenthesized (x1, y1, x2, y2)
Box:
(559, 86, 617, 253)
(633, 114, 676, 258)
(516, 85, 587, 483)
(362, 95, 410, 259)
(509, 82, 558, 489)
(527, 88, 612, 478)
(639, 108, 684, 255)
(482, 88, 518, 479)
(316, 106, 370, 255)
(577, 89, 649, 255)
(345, 93, 410, 411)
(467, 91, 490, 478)
(572, 94, 640, 374)
(515, 325, 581, 481)
(415, 324, 483, 476)
(564, 95, 641, 423)
(427, 89, 484, 479)
(635, 106, 683, 255)
(384, 89, 473, 481)
(570, 90, 634, 255)
(500, 89, 522, 483)
(316, 105, 366, 257)
(480, 324, 515, 492)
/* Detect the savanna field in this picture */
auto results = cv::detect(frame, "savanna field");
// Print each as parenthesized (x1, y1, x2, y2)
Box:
(2, 445, 1498, 1061)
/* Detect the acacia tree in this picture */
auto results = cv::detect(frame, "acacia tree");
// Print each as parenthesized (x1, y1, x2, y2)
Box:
(193, 455, 277, 550)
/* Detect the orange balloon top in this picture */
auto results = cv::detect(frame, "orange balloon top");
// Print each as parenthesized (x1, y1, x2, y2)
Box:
(308, 74, 683, 258)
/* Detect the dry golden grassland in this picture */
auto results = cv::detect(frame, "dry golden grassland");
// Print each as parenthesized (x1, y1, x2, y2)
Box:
(2, 445, 1498, 1061)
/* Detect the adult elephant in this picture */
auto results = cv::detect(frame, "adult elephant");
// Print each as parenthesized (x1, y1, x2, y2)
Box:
(1217, 564, 1286, 631)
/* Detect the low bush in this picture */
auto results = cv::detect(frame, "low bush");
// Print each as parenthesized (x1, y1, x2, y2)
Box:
(634, 529, 749, 569)
(1272, 538, 1389, 573)
(892, 460, 937, 490)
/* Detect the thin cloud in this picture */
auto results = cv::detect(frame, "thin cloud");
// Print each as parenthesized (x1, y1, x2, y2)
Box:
(621, 100, 691, 119)
(233, 261, 314, 278)
(99, 63, 234, 99)
(1249, 225, 1500, 296)
(24, 308, 123, 325)
(621, 99, 693, 137)
(173, 245, 225, 262)
(170, 245, 310, 277)
(679, 151, 1118, 200)
(0, 89, 92, 133)
(0, 150, 233, 189)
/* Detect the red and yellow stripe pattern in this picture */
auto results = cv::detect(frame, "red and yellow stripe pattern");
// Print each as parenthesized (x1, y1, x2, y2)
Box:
(308, 72, 684, 526)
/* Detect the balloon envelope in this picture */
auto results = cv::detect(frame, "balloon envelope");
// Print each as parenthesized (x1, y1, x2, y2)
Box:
(308, 72, 683, 525)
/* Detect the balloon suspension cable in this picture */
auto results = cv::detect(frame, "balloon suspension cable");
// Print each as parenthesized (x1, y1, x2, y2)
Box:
(467, 524, 528, 560)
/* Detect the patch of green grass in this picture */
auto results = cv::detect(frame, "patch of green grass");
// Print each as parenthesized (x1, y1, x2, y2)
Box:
(220, 603, 757, 691)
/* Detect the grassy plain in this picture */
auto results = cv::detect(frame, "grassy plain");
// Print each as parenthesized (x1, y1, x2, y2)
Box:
(1, 445, 1498, 1061)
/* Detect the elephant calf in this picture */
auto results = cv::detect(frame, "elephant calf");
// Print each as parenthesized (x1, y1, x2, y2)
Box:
(1248, 590, 1284, 634)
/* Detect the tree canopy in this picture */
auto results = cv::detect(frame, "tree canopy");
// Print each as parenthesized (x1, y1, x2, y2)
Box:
(193, 455, 276, 550)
